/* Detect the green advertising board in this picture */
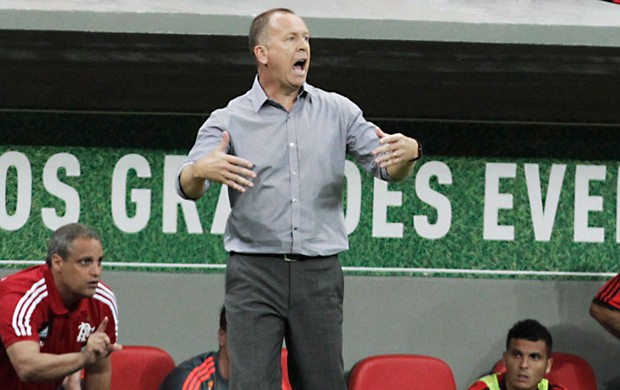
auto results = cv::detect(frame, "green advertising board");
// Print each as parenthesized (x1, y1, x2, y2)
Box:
(1, 145, 617, 278)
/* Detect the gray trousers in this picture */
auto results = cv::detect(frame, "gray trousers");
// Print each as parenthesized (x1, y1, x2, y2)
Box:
(225, 253, 346, 390)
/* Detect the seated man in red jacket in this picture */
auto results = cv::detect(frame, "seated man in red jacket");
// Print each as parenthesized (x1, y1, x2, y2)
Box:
(0, 223, 121, 390)
(468, 319, 566, 390)
(160, 306, 230, 390)
(160, 306, 292, 390)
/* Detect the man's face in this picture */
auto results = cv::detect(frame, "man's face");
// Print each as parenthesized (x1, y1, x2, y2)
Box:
(503, 338, 552, 390)
(52, 237, 104, 306)
(262, 12, 311, 92)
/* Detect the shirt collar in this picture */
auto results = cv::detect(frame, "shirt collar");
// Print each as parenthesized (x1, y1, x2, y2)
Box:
(250, 75, 311, 113)
(43, 265, 69, 315)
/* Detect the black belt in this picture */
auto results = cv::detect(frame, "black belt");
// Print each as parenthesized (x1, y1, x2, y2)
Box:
(230, 252, 335, 262)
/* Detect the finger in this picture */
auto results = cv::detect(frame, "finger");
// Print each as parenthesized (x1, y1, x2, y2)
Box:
(226, 155, 256, 172)
(216, 130, 231, 152)
(223, 172, 254, 191)
(110, 343, 123, 352)
(226, 180, 246, 193)
(227, 162, 256, 180)
(95, 317, 108, 333)
(100, 339, 112, 356)
(222, 158, 256, 183)
(378, 156, 401, 168)
(236, 166, 257, 180)
(372, 142, 393, 156)
(375, 127, 386, 141)
(233, 175, 255, 188)
(86, 335, 109, 358)
(376, 127, 403, 145)
(221, 160, 255, 182)
(92, 332, 111, 346)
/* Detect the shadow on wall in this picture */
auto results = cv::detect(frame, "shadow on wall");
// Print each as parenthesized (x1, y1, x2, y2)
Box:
(473, 345, 500, 379)
(464, 319, 514, 385)
(604, 378, 620, 390)
(554, 280, 620, 390)
(550, 323, 620, 390)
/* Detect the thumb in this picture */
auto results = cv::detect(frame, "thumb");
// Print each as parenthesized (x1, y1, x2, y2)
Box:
(110, 344, 123, 353)
(375, 127, 386, 141)
(95, 317, 109, 333)
(216, 131, 231, 151)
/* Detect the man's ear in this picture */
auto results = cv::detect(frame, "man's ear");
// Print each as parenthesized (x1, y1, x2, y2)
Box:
(545, 357, 553, 374)
(254, 45, 268, 66)
(50, 253, 64, 272)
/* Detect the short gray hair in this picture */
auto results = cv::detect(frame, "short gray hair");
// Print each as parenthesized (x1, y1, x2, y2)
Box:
(46, 223, 101, 266)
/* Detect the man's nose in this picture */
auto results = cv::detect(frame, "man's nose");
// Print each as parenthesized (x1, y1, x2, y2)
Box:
(91, 263, 102, 277)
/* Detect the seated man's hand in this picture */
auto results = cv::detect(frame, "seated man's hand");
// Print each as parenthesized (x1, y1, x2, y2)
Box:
(83, 317, 122, 365)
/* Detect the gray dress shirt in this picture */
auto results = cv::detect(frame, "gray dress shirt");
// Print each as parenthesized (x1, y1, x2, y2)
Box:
(177, 77, 391, 256)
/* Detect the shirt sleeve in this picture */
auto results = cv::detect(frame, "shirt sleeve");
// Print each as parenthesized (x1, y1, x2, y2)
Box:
(175, 111, 228, 200)
(0, 288, 44, 349)
(95, 282, 119, 344)
(341, 96, 391, 181)
(160, 352, 218, 390)
(593, 273, 620, 311)
(159, 365, 193, 390)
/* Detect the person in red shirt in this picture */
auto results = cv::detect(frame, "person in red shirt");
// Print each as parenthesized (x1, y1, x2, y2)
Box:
(160, 306, 230, 390)
(0, 223, 121, 390)
(590, 273, 620, 339)
(467, 319, 566, 390)
(160, 306, 293, 390)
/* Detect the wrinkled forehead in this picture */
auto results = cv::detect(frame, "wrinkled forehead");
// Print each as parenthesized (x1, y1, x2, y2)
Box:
(67, 236, 103, 256)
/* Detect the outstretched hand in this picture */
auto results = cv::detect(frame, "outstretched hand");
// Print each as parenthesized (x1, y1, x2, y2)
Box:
(192, 131, 256, 192)
(372, 127, 420, 168)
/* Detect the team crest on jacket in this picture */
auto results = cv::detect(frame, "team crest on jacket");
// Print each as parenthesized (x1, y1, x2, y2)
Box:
(76, 322, 96, 342)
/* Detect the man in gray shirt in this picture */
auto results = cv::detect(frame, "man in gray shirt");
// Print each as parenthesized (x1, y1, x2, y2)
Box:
(176, 8, 421, 390)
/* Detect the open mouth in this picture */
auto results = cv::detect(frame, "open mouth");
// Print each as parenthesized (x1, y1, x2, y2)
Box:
(293, 59, 307, 74)
(516, 373, 530, 382)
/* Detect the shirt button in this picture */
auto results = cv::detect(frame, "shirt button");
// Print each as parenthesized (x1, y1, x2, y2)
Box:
(289, 142, 295, 148)
(291, 170, 297, 175)
(292, 198, 297, 203)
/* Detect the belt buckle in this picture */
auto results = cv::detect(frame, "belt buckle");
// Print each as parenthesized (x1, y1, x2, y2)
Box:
(283, 254, 298, 262)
